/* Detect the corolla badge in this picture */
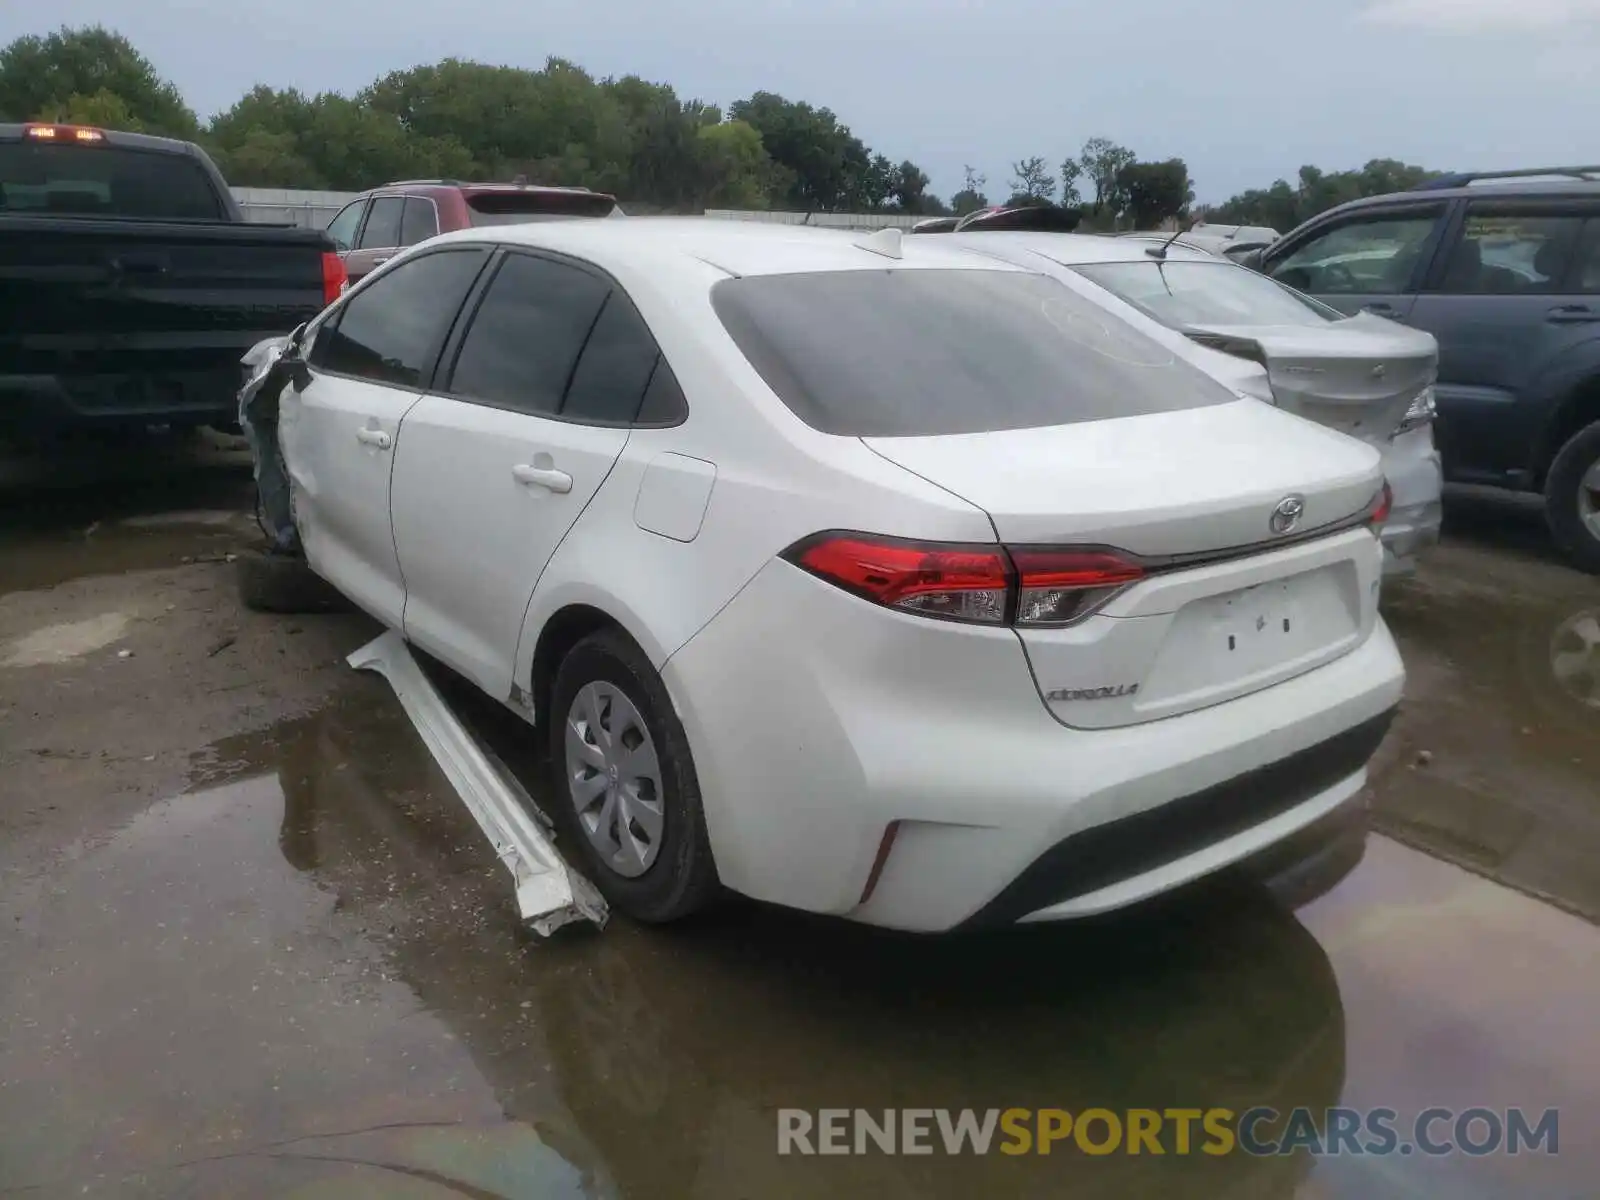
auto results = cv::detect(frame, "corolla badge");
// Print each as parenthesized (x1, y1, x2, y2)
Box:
(1270, 494, 1306, 535)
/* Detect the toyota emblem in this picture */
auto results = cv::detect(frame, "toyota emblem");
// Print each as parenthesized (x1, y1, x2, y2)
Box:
(1271, 495, 1306, 535)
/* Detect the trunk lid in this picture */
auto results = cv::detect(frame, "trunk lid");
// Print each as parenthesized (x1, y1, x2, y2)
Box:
(1184, 313, 1436, 445)
(863, 401, 1387, 729)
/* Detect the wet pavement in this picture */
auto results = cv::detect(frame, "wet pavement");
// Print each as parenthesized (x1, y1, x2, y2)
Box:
(2, 466, 1597, 1198)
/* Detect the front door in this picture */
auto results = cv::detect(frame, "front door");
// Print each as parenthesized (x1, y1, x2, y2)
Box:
(283, 246, 491, 628)
(1405, 201, 1598, 483)
(1263, 202, 1450, 324)
(391, 250, 665, 697)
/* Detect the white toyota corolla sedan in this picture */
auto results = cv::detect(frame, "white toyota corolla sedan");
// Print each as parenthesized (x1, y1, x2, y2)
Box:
(275, 218, 1405, 932)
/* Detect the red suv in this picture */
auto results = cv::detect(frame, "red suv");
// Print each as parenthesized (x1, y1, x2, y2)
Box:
(323, 179, 621, 285)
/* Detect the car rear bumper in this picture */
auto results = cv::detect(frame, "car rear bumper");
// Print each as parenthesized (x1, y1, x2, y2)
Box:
(663, 558, 1406, 933)
(0, 369, 239, 438)
(1379, 425, 1443, 575)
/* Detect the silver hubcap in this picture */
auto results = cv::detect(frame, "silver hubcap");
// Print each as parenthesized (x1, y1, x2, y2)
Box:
(564, 682, 665, 877)
(1580, 458, 1600, 540)
(1550, 608, 1600, 710)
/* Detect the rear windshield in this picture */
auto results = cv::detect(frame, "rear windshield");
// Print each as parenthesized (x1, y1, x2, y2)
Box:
(710, 269, 1235, 437)
(466, 190, 617, 226)
(0, 142, 223, 219)
(1072, 260, 1345, 330)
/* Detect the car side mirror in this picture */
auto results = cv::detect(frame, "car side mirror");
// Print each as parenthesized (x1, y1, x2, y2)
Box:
(1238, 248, 1267, 273)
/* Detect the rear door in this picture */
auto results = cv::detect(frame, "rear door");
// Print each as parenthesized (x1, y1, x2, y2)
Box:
(1262, 202, 1450, 324)
(390, 249, 666, 697)
(344, 194, 405, 285)
(1404, 199, 1598, 482)
(284, 247, 490, 628)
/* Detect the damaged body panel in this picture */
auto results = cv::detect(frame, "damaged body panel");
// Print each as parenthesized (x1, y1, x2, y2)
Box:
(238, 333, 299, 553)
(349, 630, 607, 936)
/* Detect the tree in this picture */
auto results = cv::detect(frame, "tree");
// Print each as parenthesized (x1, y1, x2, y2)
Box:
(1208, 158, 1440, 230)
(695, 119, 781, 209)
(1116, 158, 1193, 228)
(889, 159, 943, 213)
(37, 87, 145, 132)
(1079, 136, 1136, 216)
(951, 165, 989, 215)
(728, 91, 872, 211)
(1059, 158, 1084, 208)
(0, 25, 198, 137)
(1009, 156, 1055, 205)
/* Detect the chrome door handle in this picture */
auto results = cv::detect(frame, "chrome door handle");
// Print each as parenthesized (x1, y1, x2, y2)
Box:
(370, 256, 391, 266)
(512, 463, 573, 493)
(356, 427, 391, 449)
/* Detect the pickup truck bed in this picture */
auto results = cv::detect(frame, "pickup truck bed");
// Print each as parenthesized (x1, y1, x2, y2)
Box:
(0, 123, 338, 441)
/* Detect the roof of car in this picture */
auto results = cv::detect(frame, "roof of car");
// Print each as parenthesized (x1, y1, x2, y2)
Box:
(424, 216, 1036, 277)
(1316, 177, 1600, 223)
(947, 230, 1225, 268)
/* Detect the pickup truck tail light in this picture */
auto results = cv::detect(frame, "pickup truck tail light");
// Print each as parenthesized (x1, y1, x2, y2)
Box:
(24, 123, 105, 143)
(321, 252, 348, 306)
(783, 533, 1147, 628)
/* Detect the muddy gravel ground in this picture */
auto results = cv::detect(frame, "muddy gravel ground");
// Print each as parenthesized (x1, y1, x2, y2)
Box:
(1, 452, 1596, 1199)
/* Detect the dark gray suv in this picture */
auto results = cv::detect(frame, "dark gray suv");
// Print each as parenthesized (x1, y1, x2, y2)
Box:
(1245, 168, 1600, 572)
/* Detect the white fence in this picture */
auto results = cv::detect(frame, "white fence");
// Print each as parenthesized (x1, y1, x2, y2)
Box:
(229, 188, 932, 232)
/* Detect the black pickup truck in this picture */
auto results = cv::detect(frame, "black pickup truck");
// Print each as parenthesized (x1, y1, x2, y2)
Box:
(0, 122, 344, 444)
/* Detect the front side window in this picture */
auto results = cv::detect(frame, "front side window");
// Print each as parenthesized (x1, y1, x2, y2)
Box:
(1270, 211, 1443, 295)
(325, 200, 366, 252)
(1439, 209, 1584, 294)
(446, 253, 611, 415)
(310, 249, 488, 387)
(358, 196, 404, 249)
(1071, 260, 1344, 330)
(712, 269, 1234, 438)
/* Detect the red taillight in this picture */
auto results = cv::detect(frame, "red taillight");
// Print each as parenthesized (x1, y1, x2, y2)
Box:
(789, 534, 1010, 624)
(321, 251, 348, 305)
(1369, 481, 1393, 529)
(784, 534, 1146, 627)
(24, 123, 105, 143)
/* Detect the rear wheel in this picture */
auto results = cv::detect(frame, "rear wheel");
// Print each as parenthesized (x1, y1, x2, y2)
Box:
(547, 629, 719, 923)
(1544, 419, 1600, 574)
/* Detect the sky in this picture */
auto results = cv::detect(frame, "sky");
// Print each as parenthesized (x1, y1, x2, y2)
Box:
(6, 0, 1600, 204)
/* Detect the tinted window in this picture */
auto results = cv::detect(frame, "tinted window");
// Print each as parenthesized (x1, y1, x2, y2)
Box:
(1577, 220, 1600, 294)
(325, 200, 365, 252)
(0, 143, 222, 219)
(359, 196, 404, 248)
(1269, 211, 1442, 295)
(400, 197, 438, 246)
(561, 292, 663, 423)
(637, 359, 689, 425)
(312, 249, 488, 387)
(712, 270, 1233, 437)
(1073, 260, 1345, 329)
(1440, 209, 1584, 294)
(465, 190, 616, 226)
(447, 253, 610, 414)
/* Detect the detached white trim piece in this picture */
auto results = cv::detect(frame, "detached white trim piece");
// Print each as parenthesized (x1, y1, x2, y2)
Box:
(348, 630, 607, 936)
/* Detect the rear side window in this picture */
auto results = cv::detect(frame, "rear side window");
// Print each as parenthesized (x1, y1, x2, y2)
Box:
(0, 142, 222, 219)
(446, 253, 611, 414)
(561, 292, 666, 423)
(399, 197, 438, 246)
(711, 270, 1234, 437)
(465, 190, 617, 226)
(1439, 208, 1585, 294)
(359, 196, 404, 248)
(311, 249, 488, 387)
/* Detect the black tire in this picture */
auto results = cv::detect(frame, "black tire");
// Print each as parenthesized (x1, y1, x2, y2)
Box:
(546, 629, 719, 923)
(1545, 418, 1600, 574)
(236, 549, 350, 614)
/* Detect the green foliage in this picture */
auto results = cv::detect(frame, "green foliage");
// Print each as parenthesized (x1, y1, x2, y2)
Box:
(1010, 156, 1054, 204)
(1205, 160, 1441, 230)
(0, 25, 198, 137)
(1116, 158, 1193, 228)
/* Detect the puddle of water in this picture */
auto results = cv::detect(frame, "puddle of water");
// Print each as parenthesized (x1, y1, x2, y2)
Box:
(1375, 575, 1600, 921)
(0, 476, 258, 596)
(5, 677, 1597, 1197)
